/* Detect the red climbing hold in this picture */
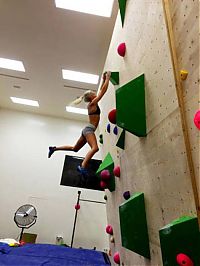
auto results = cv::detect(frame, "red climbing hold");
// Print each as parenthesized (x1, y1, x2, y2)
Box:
(117, 42, 126, 57)
(194, 110, 200, 130)
(113, 252, 120, 264)
(176, 253, 194, 266)
(113, 165, 120, 177)
(100, 170, 111, 180)
(106, 224, 113, 235)
(75, 204, 80, 210)
(108, 109, 116, 124)
(100, 180, 108, 189)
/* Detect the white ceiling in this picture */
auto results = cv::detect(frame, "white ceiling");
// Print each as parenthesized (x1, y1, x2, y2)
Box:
(0, 0, 118, 121)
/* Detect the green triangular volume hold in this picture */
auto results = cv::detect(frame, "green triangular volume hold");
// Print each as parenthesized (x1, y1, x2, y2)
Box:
(116, 129, 125, 150)
(119, 192, 150, 259)
(116, 74, 147, 137)
(96, 153, 115, 192)
(159, 216, 200, 266)
(110, 72, 119, 85)
(118, 0, 127, 27)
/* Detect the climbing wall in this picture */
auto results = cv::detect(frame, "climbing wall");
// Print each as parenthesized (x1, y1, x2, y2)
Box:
(98, 0, 199, 265)
(169, 0, 200, 206)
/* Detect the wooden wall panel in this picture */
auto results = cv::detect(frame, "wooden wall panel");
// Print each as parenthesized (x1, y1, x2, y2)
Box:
(99, 0, 198, 265)
(169, 0, 200, 203)
(104, 0, 180, 134)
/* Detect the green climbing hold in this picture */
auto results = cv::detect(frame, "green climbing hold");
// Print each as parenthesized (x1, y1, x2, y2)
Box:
(96, 153, 115, 192)
(116, 74, 146, 137)
(159, 216, 200, 266)
(118, 0, 127, 27)
(99, 134, 103, 144)
(116, 129, 125, 150)
(119, 192, 150, 259)
(110, 72, 119, 85)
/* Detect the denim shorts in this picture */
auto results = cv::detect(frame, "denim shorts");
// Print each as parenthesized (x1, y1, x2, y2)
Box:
(82, 124, 96, 138)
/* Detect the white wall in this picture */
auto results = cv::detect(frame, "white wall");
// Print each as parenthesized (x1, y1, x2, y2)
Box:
(0, 108, 109, 251)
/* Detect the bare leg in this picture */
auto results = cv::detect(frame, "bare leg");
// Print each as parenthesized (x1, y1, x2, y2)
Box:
(81, 133, 99, 168)
(48, 135, 86, 158)
(55, 135, 86, 152)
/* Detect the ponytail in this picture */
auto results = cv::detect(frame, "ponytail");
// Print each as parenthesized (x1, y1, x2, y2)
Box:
(70, 90, 93, 105)
(70, 95, 84, 105)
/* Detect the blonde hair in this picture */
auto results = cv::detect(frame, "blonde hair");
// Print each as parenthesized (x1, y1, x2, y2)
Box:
(70, 90, 94, 105)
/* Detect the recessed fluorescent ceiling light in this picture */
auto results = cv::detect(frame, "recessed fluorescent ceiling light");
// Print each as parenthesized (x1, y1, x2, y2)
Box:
(62, 69, 99, 84)
(66, 106, 87, 115)
(0, 58, 25, 72)
(55, 0, 114, 17)
(10, 97, 39, 107)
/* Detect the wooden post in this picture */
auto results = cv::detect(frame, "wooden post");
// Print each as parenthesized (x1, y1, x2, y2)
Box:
(162, 0, 200, 224)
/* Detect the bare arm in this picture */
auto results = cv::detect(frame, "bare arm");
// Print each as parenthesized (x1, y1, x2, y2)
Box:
(91, 71, 111, 105)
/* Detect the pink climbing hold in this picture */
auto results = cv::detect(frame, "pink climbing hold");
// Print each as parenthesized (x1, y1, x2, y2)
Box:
(113, 252, 120, 264)
(176, 253, 194, 266)
(194, 110, 200, 130)
(108, 109, 117, 124)
(117, 42, 126, 57)
(75, 204, 80, 210)
(106, 225, 113, 235)
(113, 165, 120, 177)
(100, 180, 108, 189)
(100, 170, 111, 180)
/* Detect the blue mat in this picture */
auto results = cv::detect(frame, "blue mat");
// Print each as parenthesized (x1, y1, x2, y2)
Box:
(0, 243, 110, 266)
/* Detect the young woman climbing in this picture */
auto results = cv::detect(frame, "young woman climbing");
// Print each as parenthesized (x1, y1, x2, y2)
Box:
(48, 71, 111, 175)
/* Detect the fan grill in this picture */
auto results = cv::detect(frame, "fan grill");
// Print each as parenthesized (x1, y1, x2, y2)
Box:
(14, 204, 37, 228)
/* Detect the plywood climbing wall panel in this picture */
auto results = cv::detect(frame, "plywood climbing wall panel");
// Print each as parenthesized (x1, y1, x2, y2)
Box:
(169, 0, 200, 204)
(104, 0, 180, 134)
(98, 0, 198, 265)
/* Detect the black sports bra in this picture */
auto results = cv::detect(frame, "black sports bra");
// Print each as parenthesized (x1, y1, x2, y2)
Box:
(88, 105, 101, 115)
